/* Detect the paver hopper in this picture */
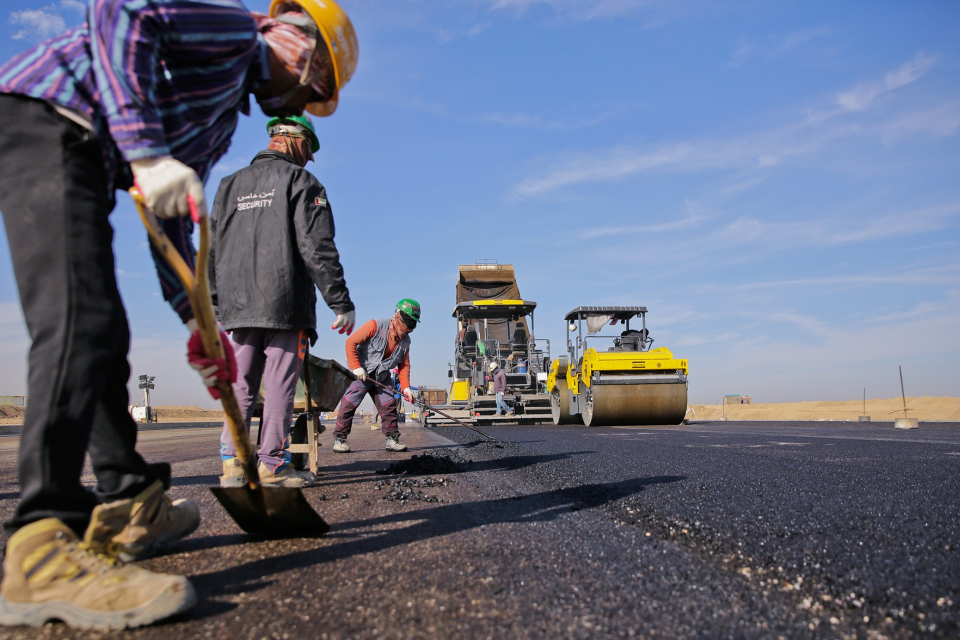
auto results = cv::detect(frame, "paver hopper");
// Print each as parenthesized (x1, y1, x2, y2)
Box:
(433, 261, 553, 426)
(546, 307, 689, 426)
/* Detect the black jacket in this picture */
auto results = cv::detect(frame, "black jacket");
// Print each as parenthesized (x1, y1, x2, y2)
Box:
(209, 150, 353, 341)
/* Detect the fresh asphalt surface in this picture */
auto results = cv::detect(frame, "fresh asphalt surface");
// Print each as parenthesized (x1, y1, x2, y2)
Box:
(0, 419, 957, 639)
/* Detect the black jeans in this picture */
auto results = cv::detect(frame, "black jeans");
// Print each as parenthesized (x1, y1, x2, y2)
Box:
(0, 95, 167, 535)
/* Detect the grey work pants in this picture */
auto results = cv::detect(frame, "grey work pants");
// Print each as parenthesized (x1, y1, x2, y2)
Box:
(220, 328, 306, 471)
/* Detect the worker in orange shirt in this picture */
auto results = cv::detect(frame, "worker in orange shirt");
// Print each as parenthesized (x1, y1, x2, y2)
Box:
(334, 299, 419, 453)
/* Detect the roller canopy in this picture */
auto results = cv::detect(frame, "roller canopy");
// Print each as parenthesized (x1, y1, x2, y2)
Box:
(564, 306, 647, 322)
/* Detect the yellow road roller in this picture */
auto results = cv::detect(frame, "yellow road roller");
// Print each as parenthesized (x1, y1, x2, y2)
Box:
(546, 306, 689, 426)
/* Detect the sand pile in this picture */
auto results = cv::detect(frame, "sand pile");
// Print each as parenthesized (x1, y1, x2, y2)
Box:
(687, 396, 960, 422)
(152, 405, 224, 422)
(0, 405, 26, 423)
(3, 397, 957, 426)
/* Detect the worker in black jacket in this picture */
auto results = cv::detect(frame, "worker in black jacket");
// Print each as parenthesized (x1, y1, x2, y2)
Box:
(209, 114, 354, 488)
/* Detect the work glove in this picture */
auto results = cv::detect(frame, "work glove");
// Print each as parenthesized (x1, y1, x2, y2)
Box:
(352, 367, 367, 382)
(332, 310, 355, 335)
(131, 156, 207, 220)
(402, 387, 416, 403)
(186, 319, 237, 400)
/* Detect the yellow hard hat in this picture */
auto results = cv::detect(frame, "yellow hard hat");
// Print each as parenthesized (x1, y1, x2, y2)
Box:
(269, 0, 358, 117)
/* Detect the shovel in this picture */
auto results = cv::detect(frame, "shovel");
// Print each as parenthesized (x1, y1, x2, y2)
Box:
(130, 188, 328, 537)
(369, 379, 498, 442)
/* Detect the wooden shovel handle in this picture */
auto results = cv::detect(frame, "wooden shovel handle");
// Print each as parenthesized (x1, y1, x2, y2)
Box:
(130, 189, 259, 489)
(302, 342, 321, 435)
(303, 343, 313, 415)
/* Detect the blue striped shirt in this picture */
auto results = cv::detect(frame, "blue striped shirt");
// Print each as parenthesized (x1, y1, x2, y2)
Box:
(0, 0, 270, 322)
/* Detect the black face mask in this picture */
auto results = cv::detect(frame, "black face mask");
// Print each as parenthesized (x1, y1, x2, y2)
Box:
(400, 312, 417, 330)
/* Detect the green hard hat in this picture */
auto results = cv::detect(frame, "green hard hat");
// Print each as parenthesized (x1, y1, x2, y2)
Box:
(396, 298, 421, 323)
(266, 114, 319, 153)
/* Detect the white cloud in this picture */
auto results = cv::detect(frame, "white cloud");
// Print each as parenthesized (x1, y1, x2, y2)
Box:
(8, 1, 83, 41)
(877, 101, 960, 141)
(128, 332, 222, 408)
(729, 26, 830, 67)
(480, 107, 623, 130)
(700, 263, 960, 294)
(468, 22, 491, 37)
(0, 301, 26, 343)
(688, 300, 960, 402)
(59, 0, 86, 13)
(9, 6, 65, 41)
(488, 0, 666, 20)
(673, 331, 738, 348)
(479, 0, 726, 25)
(511, 53, 947, 198)
(825, 204, 960, 244)
(562, 201, 960, 277)
(581, 212, 709, 239)
(836, 52, 936, 112)
(511, 131, 834, 197)
(212, 157, 250, 175)
(0, 301, 216, 406)
(705, 204, 960, 253)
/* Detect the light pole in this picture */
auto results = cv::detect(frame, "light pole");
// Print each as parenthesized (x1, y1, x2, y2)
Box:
(138, 375, 156, 422)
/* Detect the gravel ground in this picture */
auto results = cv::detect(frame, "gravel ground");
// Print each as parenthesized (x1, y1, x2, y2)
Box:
(0, 419, 956, 639)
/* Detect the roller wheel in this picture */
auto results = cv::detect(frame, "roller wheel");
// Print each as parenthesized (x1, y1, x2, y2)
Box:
(290, 413, 308, 471)
(551, 386, 581, 425)
(582, 389, 600, 427)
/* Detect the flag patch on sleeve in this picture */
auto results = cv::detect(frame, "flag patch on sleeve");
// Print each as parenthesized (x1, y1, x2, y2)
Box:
(315, 197, 327, 206)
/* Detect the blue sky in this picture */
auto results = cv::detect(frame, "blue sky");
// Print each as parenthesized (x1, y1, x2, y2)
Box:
(0, 0, 958, 409)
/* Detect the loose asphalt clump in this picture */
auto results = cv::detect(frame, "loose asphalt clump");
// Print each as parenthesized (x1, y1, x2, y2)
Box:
(376, 477, 452, 490)
(376, 451, 469, 476)
(381, 487, 442, 503)
(375, 476, 451, 504)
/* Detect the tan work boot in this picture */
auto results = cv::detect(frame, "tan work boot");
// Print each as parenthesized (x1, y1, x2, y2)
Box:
(385, 433, 408, 452)
(0, 518, 195, 630)
(257, 461, 317, 488)
(88, 480, 200, 562)
(220, 457, 247, 488)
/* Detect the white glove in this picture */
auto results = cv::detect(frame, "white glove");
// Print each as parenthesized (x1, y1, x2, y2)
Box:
(332, 310, 356, 335)
(352, 367, 367, 381)
(402, 387, 416, 402)
(131, 155, 207, 219)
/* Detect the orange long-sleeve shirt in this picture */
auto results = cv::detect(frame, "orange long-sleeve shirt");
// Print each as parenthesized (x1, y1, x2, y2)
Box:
(345, 319, 411, 389)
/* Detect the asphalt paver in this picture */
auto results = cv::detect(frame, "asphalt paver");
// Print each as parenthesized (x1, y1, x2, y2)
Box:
(0, 419, 957, 639)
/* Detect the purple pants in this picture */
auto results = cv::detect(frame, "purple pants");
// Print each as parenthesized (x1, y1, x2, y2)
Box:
(220, 328, 306, 471)
(335, 377, 399, 438)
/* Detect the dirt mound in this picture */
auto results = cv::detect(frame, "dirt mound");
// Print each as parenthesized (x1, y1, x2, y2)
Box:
(687, 396, 960, 422)
(377, 452, 469, 476)
(152, 405, 224, 422)
(0, 405, 26, 420)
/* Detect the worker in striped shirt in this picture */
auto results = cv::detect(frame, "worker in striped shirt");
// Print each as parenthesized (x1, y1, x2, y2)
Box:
(0, 0, 356, 629)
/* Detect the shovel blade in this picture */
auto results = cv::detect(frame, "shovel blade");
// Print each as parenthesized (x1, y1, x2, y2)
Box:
(210, 486, 329, 537)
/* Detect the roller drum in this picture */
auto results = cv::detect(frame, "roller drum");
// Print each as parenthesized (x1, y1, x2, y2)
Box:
(583, 382, 687, 426)
(551, 385, 581, 425)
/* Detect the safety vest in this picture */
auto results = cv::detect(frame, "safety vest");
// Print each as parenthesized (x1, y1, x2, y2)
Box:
(357, 318, 411, 379)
